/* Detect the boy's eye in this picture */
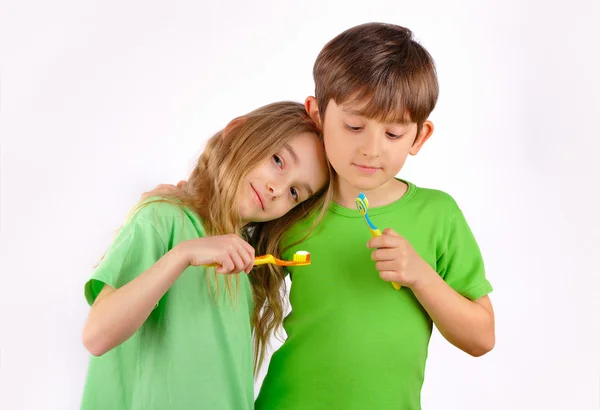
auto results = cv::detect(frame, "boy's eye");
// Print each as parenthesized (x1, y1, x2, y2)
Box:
(386, 132, 403, 139)
(290, 187, 299, 201)
(345, 124, 363, 132)
(273, 155, 283, 168)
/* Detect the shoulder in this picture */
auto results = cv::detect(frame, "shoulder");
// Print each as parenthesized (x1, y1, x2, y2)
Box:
(280, 206, 326, 247)
(409, 182, 462, 216)
(131, 197, 187, 223)
(127, 197, 204, 238)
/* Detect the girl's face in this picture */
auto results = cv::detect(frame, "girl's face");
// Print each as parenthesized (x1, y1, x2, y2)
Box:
(238, 132, 328, 224)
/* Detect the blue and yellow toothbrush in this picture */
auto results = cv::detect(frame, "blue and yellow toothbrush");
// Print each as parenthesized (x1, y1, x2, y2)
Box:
(356, 192, 401, 290)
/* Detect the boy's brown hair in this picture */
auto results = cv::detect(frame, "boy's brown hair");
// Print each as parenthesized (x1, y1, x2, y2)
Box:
(313, 22, 439, 134)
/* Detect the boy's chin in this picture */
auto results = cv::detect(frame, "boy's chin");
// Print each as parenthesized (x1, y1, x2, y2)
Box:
(337, 173, 389, 192)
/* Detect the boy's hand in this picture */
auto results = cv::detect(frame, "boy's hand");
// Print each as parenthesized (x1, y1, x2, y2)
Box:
(367, 228, 435, 288)
(141, 180, 188, 201)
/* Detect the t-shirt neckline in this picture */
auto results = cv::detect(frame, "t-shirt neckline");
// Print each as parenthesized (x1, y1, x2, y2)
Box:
(329, 178, 417, 218)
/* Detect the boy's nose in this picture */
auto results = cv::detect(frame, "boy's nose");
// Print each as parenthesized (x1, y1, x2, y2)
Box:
(360, 132, 381, 158)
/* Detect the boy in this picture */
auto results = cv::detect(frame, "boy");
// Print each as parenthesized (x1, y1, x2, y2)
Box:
(254, 23, 495, 409)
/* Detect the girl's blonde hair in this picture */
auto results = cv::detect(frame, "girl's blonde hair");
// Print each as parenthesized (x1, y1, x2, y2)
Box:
(163, 101, 333, 372)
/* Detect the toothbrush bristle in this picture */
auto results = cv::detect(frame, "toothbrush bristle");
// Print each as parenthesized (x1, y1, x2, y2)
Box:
(293, 251, 310, 262)
(357, 192, 369, 209)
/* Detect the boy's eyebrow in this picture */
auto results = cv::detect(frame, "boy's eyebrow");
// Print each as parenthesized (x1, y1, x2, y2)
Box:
(341, 107, 364, 116)
(343, 107, 411, 126)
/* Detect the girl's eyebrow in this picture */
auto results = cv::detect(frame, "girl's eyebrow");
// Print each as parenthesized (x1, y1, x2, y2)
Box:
(304, 184, 314, 198)
(283, 143, 299, 164)
(283, 143, 315, 198)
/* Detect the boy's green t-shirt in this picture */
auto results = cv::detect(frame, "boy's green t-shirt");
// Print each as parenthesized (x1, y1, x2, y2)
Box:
(81, 199, 254, 410)
(255, 180, 492, 410)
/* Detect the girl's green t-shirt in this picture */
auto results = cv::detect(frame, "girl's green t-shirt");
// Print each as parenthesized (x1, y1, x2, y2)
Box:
(81, 199, 253, 410)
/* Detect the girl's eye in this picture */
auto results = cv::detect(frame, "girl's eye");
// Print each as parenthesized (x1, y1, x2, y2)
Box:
(345, 124, 363, 132)
(290, 187, 299, 201)
(273, 155, 283, 168)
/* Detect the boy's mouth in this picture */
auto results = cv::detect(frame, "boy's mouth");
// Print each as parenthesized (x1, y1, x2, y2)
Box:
(352, 163, 381, 174)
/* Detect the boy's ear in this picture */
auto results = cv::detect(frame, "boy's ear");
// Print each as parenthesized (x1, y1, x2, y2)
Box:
(304, 96, 322, 130)
(409, 120, 434, 156)
(222, 116, 249, 140)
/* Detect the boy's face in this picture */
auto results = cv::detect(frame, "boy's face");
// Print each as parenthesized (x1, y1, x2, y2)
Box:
(307, 97, 432, 195)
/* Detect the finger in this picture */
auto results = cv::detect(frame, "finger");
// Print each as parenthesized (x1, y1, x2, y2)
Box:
(233, 241, 253, 273)
(366, 237, 380, 249)
(375, 260, 398, 272)
(144, 184, 176, 198)
(236, 239, 255, 270)
(367, 234, 400, 249)
(247, 251, 256, 273)
(176, 180, 187, 188)
(238, 248, 254, 274)
(141, 185, 167, 200)
(243, 242, 256, 261)
(382, 227, 401, 237)
(215, 256, 234, 274)
(245, 246, 256, 273)
(371, 248, 398, 262)
(378, 270, 401, 283)
(228, 251, 246, 274)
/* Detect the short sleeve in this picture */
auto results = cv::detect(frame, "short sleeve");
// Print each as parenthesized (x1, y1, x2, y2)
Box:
(84, 215, 167, 306)
(436, 209, 493, 300)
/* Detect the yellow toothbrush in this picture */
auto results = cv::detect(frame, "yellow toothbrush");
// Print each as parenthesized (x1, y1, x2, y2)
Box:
(205, 251, 311, 268)
(254, 251, 311, 266)
(355, 192, 401, 290)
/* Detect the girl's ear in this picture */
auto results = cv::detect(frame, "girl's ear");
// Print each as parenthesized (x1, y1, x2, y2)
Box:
(304, 96, 322, 130)
(222, 116, 249, 140)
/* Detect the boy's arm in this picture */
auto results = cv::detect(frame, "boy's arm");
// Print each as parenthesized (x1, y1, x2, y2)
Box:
(368, 228, 495, 357)
(411, 273, 495, 357)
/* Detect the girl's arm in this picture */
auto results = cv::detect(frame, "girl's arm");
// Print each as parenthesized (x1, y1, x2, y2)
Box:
(82, 234, 255, 356)
(82, 247, 189, 356)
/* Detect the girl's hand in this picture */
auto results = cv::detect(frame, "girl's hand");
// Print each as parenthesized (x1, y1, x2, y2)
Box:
(177, 235, 255, 274)
(367, 228, 436, 288)
(141, 180, 188, 201)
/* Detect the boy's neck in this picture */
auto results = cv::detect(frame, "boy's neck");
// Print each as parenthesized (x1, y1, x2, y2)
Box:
(333, 176, 409, 209)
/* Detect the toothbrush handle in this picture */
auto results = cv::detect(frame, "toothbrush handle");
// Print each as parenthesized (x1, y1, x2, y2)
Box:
(371, 229, 401, 290)
(205, 256, 270, 268)
(253, 256, 271, 266)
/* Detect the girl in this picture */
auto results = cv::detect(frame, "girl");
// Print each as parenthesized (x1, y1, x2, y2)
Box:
(80, 101, 333, 410)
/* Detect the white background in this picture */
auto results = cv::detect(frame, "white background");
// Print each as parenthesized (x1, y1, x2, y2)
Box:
(1, 0, 599, 409)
